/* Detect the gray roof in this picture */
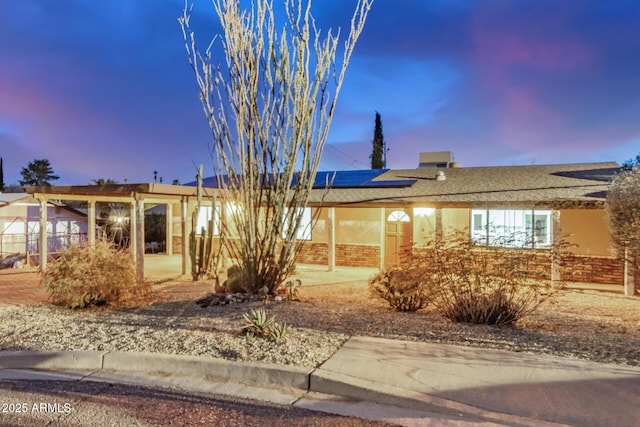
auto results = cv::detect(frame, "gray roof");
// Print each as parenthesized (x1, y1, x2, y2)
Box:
(0, 193, 31, 205)
(308, 162, 619, 208)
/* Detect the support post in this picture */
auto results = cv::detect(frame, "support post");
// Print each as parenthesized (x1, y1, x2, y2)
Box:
(435, 208, 443, 243)
(379, 208, 385, 270)
(88, 200, 96, 246)
(130, 202, 137, 263)
(551, 210, 561, 284)
(181, 198, 188, 276)
(135, 199, 145, 283)
(166, 203, 173, 256)
(327, 207, 335, 272)
(39, 198, 48, 271)
(624, 248, 636, 296)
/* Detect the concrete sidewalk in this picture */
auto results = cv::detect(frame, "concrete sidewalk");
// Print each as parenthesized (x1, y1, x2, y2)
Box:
(2, 337, 640, 426)
(316, 337, 640, 427)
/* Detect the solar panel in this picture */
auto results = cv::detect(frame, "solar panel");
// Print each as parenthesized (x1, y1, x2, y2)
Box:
(186, 169, 416, 189)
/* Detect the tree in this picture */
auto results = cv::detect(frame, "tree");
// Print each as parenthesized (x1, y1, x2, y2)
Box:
(91, 178, 118, 186)
(0, 157, 5, 192)
(621, 153, 640, 171)
(179, 0, 372, 293)
(19, 159, 59, 187)
(606, 167, 640, 290)
(370, 111, 385, 169)
(3, 183, 25, 193)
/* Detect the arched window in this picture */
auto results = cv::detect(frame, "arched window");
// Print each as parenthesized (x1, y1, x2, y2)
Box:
(387, 210, 410, 222)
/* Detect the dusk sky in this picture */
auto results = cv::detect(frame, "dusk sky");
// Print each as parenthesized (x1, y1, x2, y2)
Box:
(1, 0, 639, 187)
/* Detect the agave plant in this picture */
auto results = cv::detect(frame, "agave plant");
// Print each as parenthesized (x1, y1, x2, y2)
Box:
(268, 321, 288, 340)
(241, 308, 288, 339)
(241, 308, 275, 338)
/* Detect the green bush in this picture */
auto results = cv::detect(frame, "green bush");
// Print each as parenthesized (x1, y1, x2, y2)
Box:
(42, 240, 148, 309)
(223, 265, 246, 293)
(369, 266, 431, 312)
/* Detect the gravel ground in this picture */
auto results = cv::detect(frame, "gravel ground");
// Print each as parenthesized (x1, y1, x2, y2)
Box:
(1, 279, 639, 368)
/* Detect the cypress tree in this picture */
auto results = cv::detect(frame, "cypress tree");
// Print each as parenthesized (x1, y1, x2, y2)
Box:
(370, 111, 385, 169)
(0, 157, 4, 192)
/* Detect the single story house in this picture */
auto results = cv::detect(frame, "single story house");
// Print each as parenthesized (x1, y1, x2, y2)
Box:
(0, 193, 88, 264)
(299, 159, 622, 286)
(25, 152, 634, 294)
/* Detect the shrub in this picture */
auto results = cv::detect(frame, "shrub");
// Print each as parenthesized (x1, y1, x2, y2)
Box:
(223, 265, 246, 293)
(369, 266, 431, 312)
(607, 166, 640, 291)
(416, 232, 558, 325)
(42, 240, 149, 309)
(241, 308, 287, 339)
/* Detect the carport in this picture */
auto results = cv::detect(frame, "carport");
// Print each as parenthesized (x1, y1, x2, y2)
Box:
(27, 183, 209, 282)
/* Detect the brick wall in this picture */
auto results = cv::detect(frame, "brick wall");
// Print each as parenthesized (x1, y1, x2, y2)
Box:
(297, 242, 381, 268)
(413, 246, 624, 286)
(561, 254, 624, 285)
(297, 242, 328, 265)
(336, 244, 380, 268)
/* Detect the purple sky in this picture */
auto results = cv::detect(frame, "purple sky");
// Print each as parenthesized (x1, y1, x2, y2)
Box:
(1, 0, 639, 186)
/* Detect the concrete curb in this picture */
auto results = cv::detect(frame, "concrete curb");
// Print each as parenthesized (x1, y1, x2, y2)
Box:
(0, 350, 311, 391)
(0, 350, 569, 426)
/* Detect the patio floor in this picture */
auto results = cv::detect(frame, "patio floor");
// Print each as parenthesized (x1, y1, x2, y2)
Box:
(143, 254, 377, 286)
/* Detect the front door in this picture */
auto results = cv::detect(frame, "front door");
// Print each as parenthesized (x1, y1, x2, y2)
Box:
(385, 209, 412, 268)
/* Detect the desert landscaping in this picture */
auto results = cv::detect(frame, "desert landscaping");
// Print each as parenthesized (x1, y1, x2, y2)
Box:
(1, 269, 638, 369)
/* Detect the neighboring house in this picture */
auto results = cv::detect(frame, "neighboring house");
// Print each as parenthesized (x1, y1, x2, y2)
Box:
(0, 193, 88, 263)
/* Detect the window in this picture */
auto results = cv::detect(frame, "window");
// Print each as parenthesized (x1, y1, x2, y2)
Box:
(387, 210, 410, 222)
(283, 207, 312, 241)
(471, 209, 551, 248)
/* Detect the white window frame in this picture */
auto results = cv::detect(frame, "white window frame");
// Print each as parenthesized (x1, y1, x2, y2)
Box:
(471, 209, 551, 249)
